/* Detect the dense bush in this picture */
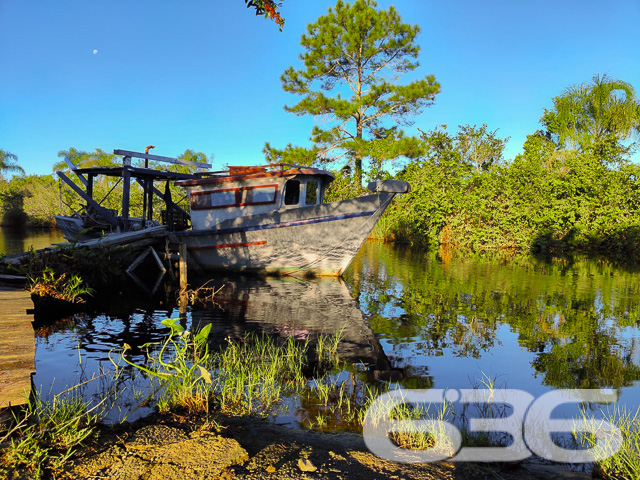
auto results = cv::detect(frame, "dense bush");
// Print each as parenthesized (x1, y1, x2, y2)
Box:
(386, 147, 640, 257)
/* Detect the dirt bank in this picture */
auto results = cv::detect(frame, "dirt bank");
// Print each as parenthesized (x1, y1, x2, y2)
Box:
(7, 412, 592, 480)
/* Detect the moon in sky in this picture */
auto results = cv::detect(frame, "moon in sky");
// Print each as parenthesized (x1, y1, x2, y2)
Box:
(93, 49, 98, 55)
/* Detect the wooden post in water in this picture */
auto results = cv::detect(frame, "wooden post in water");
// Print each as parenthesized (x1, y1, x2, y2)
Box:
(121, 156, 131, 232)
(178, 242, 188, 291)
(178, 241, 188, 316)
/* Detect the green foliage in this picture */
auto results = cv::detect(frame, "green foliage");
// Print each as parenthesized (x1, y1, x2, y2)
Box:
(0, 187, 29, 227)
(0, 149, 25, 180)
(540, 74, 640, 164)
(54, 148, 120, 172)
(576, 406, 640, 480)
(324, 168, 367, 202)
(0, 174, 61, 227)
(382, 120, 640, 258)
(117, 318, 213, 413)
(266, 0, 440, 185)
(211, 334, 310, 416)
(383, 125, 507, 246)
(263, 142, 319, 166)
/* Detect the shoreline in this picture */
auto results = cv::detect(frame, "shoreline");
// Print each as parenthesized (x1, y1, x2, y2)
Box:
(11, 411, 591, 480)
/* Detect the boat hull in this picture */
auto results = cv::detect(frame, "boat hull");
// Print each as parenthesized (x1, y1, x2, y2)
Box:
(177, 192, 395, 276)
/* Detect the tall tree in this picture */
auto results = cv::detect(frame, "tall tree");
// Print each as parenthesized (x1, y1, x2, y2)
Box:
(266, 0, 440, 185)
(0, 150, 25, 179)
(419, 124, 508, 172)
(456, 124, 509, 172)
(540, 74, 640, 163)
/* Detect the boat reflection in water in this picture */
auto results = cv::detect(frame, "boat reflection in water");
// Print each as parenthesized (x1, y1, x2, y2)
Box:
(189, 275, 405, 382)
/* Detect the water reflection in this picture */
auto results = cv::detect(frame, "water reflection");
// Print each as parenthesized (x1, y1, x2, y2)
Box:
(345, 242, 640, 396)
(189, 275, 411, 383)
(0, 227, 65, 255)
(28, 240, 640, 424)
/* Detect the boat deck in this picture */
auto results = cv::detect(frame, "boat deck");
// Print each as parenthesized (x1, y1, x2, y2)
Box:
(0, 287, 35, 409)
(3, 225, 170, 265)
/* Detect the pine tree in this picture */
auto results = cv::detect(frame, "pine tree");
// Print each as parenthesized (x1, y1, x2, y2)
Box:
(265, 0, 440, 186)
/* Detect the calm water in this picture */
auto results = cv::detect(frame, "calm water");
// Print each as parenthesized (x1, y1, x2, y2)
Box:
(10, 229, 640, 426)
(0, 227, 65, 255)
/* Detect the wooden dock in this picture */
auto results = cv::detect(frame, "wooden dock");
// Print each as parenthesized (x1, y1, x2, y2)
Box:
(0, 287, 35, 409)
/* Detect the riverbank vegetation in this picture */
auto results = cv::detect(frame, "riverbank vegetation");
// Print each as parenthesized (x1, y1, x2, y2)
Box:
(368, 73, 640, 259)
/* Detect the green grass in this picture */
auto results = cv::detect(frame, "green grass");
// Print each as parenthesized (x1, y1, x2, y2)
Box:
(116, 320, 347, 418)
(29, 267, 94, 304)
(0, 391, 100, 479)
(575, 405, 640, 480)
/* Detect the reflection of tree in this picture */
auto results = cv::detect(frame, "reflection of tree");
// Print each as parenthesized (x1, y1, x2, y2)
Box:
(345, 242, 640, 389)
(523, 308, 640, 389)
(532, 330, 640, 389)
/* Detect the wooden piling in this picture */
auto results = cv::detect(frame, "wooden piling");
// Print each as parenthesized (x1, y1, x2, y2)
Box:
(0, 287, 35, 409)
(178, 242, 188, 292)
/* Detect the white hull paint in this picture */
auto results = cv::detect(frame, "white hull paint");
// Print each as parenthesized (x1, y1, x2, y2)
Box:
(177, 192, 395, 276)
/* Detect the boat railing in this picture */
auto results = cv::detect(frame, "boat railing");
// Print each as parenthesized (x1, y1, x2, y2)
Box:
(196, 163, 323, 178)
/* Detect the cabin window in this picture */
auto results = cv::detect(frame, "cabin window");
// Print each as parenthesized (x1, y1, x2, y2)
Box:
(210, 190, 237, 208)
(245, 185, 277, 204)
(191, 185, 279, 210)
(284, 180, 300, 205)
(191, 189, 236, 209)
(305, 180, 318, 205)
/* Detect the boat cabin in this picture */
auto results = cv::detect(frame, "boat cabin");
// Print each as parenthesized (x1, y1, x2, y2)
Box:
(176, 165, 336, 230)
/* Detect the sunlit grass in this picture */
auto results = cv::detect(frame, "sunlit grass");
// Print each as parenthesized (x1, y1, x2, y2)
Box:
(575, 405, 640, 480)
(0, 391, 101, 480)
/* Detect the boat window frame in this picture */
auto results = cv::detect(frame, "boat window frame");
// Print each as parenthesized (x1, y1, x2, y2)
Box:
(305, 179, 319, 206)
(283, 179, 301, 206)
(282, 177, 327, 207)
(190, 184, 279, 210)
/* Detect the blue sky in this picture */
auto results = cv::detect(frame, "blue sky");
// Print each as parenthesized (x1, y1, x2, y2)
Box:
(1, 0, 639, 176)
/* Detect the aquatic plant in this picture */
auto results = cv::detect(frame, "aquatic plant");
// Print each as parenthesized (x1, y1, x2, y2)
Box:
(114, 318, 213, 414)
(114, 319, 349, 419)
(211, 333, 312, 416)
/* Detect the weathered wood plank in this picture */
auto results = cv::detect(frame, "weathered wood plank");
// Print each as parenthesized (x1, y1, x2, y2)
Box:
(0, 287, 35, 409)
(64, 156, 88, 187)
(114, 149, 212, 169)
(57, 171, 120, 228)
